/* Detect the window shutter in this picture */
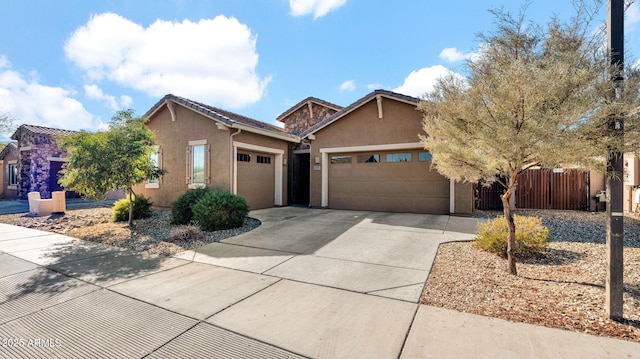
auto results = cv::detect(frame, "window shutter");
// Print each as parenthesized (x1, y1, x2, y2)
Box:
(205, 144, 211, 184)
(186, 146, 191, 184)
(158, 147, 163, 184)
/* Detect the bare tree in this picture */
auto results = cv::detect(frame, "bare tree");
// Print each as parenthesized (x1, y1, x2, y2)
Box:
(419, 2, 638, 275)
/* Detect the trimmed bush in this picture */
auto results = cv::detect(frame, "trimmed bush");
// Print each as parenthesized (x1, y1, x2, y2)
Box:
(113, 194, 152, 222)
(192, 190, 249, 231)
(170, 188, 211, 225)
(474, 215, 549, 256)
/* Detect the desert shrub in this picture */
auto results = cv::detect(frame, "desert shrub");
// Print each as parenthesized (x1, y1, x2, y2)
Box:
(113, 194, 153, 222)
(170, 187, 212, 225)
(474, 215, 549, 256)
(192, 190, 249, 231)
(169, 223, 205, 242)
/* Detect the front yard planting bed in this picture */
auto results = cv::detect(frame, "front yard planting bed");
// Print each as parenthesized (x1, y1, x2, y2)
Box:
(0, 206, 260, 256)
(422, 210, 640, 343)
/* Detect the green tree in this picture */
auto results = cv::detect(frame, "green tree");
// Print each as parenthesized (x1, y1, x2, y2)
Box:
(0, 113, 15, 135)
(419, 3, 638, 275)
(60, 110, 164, 226)
(1, 113, 16, 150)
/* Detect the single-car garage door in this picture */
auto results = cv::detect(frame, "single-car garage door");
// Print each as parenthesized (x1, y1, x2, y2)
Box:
(328, 150, 450, 213)
(237, 150, 275, 210)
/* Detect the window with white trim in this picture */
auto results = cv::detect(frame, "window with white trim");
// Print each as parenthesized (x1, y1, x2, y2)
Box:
(237, 153, 251, 162)
(8, 164, 18, 186)
(147, 147, 161, 186)
(192, 145, 205, 184)
(186, 140, 210, 187)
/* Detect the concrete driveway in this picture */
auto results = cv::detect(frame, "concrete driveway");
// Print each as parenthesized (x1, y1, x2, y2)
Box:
(175, 207, 477, 301)
(2, 207, 639, 358)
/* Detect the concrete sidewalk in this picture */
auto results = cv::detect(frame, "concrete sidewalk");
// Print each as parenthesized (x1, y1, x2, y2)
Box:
(1, 209, 639, 358)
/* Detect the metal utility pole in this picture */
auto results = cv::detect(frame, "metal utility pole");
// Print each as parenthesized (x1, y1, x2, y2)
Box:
(606, 0, 624, 321)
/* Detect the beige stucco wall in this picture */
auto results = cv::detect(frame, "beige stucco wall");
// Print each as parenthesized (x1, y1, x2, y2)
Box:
(135, 104, 232, 207)
(454, 181, 474, 215)
(623, 153, 639, 213)
(590, 171, 606, 212)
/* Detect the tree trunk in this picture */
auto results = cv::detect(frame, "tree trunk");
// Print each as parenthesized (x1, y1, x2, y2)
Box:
(501, 176, 518, 275)
(127, 189, 134, 227)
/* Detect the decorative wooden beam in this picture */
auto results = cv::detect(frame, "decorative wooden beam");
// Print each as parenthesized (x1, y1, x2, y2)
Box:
(166, 100, 177, 122)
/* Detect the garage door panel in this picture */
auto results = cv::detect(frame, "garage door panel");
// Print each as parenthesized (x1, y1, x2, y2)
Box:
(237, 151, 275, 210)
(331, 180, 448, 197)
(328, 151, 450, 214)
(330, 194, 449, 213)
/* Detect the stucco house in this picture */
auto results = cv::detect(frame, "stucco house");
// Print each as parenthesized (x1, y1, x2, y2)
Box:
(0, 142, 19, 198)
(0, 124, 76, 199)
(135, 90, 475, 214)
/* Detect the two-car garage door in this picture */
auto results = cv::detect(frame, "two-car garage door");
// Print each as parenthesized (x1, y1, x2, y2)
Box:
(328, 150, 450, 214)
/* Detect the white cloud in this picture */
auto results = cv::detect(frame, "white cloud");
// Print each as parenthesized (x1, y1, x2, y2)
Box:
(84, 84, 132, 111)
(393, 65, 464, 98)
(366, 83, 383, 90)
(0, 55, 9, 70)
(439, 47, 468, 63)
(290, 0, 347, 19)
(65, 13, 270, 109)
(339, 80, 355, 92)
(0, 56, 99, 131)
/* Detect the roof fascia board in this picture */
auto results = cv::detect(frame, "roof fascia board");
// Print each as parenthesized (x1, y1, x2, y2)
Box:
(231, 123, 300, 143)
(148, 97, 299, 143)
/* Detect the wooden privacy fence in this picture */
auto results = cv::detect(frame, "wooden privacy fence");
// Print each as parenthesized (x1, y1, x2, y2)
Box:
(476, 169, 589, 211)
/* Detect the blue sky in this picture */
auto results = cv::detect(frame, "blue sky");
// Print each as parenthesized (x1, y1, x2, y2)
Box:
(1, 0, 639, 140)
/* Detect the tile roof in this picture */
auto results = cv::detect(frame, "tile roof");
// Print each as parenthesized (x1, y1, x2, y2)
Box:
(0, 142, 17, 159)
(300, 89, 420, 137)
(11, 124, 79, 140)
(276, 97, 343, 122)
(146, 94, 298, 140)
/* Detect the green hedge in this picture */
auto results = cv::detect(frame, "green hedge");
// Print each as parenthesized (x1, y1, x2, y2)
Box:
(192, 190, 249, 231)
(170, 188, 211, 225)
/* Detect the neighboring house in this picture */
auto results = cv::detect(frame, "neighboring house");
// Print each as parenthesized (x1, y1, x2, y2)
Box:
(135, 90, 475, 214)
(1, 124, 77, 199)
(624, 153, 640, 212)
(0, 142, 19, 198)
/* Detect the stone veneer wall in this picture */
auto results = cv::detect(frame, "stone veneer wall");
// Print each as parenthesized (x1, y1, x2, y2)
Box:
(16, 132, 67, 199)
(283, 102, 338, 135)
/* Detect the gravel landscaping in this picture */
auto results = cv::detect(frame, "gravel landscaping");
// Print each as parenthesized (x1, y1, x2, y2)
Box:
(0, 206, 260, 256)
(422, 209, 640, 343)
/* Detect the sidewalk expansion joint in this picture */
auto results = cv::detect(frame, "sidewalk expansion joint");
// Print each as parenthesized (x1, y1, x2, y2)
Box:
(203, 278, 284, 320)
